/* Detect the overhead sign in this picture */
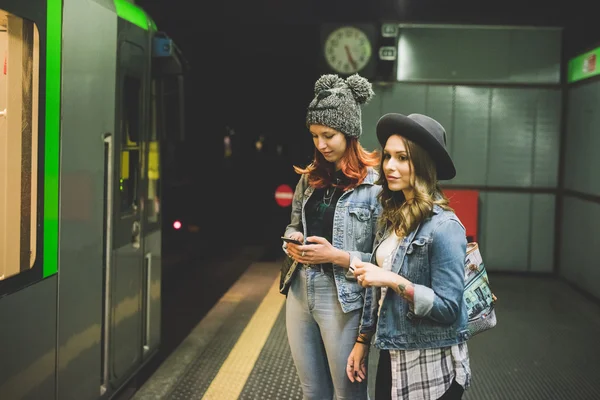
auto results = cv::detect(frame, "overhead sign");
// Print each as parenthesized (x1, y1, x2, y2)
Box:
(381, 23, 398, 38)
(568, 46, 600, 83)
(275, 184, 293, 207)
(379, 46, 397, 61)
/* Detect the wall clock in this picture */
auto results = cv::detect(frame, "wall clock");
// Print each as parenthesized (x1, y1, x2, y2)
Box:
(323, 26, 373, 75)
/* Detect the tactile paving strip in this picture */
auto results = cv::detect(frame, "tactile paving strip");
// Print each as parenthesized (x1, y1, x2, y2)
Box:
(165, 298, 263, 400)
(238, 306, 303, 400)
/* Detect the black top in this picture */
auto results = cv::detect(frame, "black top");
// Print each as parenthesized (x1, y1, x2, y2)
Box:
(304, 170, 348, 272)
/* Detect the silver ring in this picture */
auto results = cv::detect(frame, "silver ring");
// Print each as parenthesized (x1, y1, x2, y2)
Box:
(301, 251, 305, 257)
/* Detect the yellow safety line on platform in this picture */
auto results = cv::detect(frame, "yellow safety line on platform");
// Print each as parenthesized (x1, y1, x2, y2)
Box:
(202, 276, 285, 399)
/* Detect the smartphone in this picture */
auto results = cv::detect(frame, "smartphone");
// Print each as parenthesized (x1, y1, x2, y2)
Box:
(281, 236, 303, 245)
(349, 256, 361, 272)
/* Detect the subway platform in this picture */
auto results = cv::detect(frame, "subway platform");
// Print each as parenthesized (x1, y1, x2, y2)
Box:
(133, 258, 600, 400)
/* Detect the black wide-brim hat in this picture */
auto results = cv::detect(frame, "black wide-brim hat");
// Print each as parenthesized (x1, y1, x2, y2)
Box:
(376, 113, 456, 180)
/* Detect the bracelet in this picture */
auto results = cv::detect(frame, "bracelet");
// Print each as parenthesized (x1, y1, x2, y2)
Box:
(356, 338, 370, 345)
(357, 332, 371, 341)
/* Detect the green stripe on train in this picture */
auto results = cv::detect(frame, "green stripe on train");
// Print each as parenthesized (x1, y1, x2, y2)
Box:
(114, 0, 157, 31)
(43, 0, 61, 278)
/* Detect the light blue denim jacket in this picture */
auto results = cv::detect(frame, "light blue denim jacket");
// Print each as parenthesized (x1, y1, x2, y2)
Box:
(360, 205, 470, 349)
(283, 167, 382, 313)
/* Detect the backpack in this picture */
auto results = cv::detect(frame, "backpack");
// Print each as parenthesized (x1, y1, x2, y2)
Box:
(464, 242, 497, 336)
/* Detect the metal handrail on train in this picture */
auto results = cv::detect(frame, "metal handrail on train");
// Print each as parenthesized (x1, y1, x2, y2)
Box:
(101, 132, 114, 396)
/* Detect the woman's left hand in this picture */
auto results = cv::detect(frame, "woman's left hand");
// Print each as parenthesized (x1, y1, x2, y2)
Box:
(353, 259, 395, 288)
(346, 342, 368, 383)
(295, 236, 336, 265)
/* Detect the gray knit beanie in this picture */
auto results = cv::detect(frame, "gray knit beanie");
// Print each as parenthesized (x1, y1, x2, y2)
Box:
(306, 74, 375, 138)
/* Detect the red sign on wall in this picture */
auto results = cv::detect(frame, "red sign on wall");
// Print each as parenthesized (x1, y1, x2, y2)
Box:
(275, 184, 293, 207)
(443, 189, 479, 243)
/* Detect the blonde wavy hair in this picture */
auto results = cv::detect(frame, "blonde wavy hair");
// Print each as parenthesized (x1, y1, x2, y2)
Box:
(376, 135, 453, 237)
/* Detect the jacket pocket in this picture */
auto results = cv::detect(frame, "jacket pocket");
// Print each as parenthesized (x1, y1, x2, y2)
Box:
(348, 206, 372, 249)
(406, 237, 429, 254)
(405, 237, 430, 281)
(342, 281, 364, 303)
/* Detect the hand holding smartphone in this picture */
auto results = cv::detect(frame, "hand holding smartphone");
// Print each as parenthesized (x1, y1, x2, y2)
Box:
(281, 236, 303, 246)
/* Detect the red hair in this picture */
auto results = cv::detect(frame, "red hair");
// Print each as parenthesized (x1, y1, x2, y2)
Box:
(294, 137, 380, 190)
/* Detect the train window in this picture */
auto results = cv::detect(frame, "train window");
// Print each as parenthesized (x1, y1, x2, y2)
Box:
(0, 10, 40, 281)
(147, 80, 160, 223)
(120, 75, 141, 214)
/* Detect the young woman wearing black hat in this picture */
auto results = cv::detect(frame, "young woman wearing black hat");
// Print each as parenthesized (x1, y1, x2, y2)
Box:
(347, 113, 472, 400)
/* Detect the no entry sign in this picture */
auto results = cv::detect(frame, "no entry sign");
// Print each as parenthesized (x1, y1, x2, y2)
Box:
(275, 184, 293, 207)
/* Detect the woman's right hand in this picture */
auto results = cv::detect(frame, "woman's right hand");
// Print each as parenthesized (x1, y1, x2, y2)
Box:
(346, 342, 368, 383)
(285, 232, 304, 261)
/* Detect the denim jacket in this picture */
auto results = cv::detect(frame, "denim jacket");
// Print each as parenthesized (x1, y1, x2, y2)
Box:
(360, 205, 470, 350)
(283, 167, 382, 313)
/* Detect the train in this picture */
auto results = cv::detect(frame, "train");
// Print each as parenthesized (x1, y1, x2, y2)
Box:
(0, 0, 186, 399)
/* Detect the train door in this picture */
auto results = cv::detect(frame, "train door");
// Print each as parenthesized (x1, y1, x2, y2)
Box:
(140, 76, 162, 360)
(102, 34, 149, 391)
(139, 36, 187, 362)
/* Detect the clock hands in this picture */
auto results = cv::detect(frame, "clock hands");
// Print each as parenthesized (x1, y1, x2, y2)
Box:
(324, 27, 371, 74)
(344, 45, 358, 71)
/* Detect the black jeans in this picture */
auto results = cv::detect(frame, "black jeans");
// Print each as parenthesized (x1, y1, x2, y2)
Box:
(375, 349, 464, 400)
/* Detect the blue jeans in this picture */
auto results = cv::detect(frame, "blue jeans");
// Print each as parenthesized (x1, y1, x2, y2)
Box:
(286, 266, 368, 400)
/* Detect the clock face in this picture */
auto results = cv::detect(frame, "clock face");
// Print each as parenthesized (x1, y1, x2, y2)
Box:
(324, 26, 372, 74)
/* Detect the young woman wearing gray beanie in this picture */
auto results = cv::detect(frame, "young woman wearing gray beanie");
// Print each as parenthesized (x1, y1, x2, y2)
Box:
(282, 73, 381, 399)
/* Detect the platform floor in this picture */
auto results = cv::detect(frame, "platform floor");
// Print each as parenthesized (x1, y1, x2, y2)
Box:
(133, 260, 600, 400)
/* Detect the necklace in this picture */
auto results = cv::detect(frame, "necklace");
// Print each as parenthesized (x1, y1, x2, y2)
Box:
(322, 177, 341, 206)
(322, 186, 336, 206)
